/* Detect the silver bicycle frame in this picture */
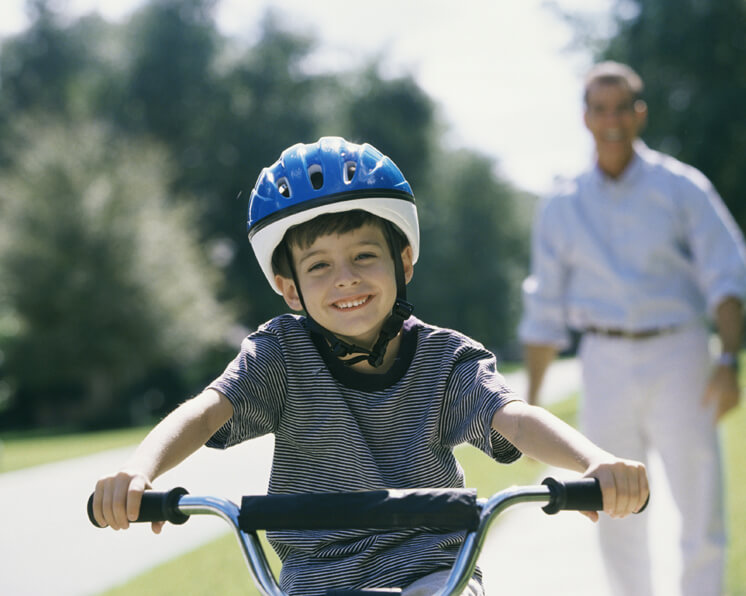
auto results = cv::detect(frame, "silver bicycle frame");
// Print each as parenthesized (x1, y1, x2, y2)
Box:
(173, 484, 555, 596)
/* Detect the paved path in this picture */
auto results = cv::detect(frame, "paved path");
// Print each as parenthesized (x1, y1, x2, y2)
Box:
(0, 360, 679, 595)
(0, 437, 273, 596)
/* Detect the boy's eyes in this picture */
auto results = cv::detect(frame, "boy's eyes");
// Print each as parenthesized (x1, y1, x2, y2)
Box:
(305, 252, 378, 273)
(307, 261, 329, 272)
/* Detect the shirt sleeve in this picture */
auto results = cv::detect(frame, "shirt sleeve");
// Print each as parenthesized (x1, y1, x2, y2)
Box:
(440, 343, 522, 463)
(518, 195, 572, 349)
(206, 328, 288, 449)
(679, 172, 746, 315)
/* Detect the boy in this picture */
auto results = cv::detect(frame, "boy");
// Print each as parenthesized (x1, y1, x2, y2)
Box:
(92, 137, 648, 595)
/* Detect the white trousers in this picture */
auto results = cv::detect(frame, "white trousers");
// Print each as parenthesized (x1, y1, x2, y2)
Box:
(579, 324, 726, 596)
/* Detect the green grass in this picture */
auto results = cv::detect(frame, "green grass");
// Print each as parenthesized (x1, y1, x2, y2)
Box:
(0, 426, 150, 473)
(99, 442, 550, 596)
(101, 531, 281, 596)
(98, 397, 575, 596)
(3, 368, 743, 595)
(723, 399, 746, 596)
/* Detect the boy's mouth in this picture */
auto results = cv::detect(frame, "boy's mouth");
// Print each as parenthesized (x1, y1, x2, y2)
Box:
(332, 295, 372, 310)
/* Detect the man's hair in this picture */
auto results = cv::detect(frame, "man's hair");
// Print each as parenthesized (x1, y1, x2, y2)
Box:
(583, 61, 644, 105)
(271, 210, 409, 278)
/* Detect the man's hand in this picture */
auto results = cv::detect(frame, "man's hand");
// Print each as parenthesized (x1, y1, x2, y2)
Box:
(703, 365, 741, 422)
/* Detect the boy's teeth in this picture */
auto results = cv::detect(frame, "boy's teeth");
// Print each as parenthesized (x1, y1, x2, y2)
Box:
(336, 297, 367, 309)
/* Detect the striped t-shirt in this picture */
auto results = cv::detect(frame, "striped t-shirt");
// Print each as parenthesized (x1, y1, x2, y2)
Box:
(207, 314, 521, 595)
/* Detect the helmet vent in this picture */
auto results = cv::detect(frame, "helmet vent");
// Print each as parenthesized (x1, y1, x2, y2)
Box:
(308, 164, 324, 190)
(344, 161, 357, 183)
(276, 177, 291, 198)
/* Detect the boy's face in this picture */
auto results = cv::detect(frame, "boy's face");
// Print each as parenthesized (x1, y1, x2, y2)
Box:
(275, 223, 413, 349)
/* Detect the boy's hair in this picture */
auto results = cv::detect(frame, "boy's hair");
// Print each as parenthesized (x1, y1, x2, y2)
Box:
(583, 61, 644, 105)
(271, 209, 409, 278)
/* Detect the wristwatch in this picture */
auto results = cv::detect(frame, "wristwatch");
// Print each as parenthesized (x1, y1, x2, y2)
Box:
(717, 352, 740, 372)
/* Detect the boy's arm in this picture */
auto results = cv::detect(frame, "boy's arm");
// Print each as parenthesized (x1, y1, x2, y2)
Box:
(92, 388, 233, 532)
(492, 400, 648, 521)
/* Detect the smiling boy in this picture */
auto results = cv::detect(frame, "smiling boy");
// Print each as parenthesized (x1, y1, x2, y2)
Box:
(92, 137, 648, 595)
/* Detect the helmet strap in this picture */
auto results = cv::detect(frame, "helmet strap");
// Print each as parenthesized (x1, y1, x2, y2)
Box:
(283, 225, 413, 368)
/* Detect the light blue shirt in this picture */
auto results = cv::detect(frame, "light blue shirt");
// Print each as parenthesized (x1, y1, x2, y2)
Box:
(519, 141, 746, 349)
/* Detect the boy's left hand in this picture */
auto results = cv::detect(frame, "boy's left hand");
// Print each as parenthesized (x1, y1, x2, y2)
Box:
(581, 458, 649, 522)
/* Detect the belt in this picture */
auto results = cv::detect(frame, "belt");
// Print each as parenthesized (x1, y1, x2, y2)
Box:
(584, 325, 680, 340)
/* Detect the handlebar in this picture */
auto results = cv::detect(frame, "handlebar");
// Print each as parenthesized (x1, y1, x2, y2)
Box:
(86, 478, 627, 596)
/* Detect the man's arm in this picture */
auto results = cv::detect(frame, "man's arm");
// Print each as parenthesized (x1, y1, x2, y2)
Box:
(704, 296, 743, 421)
(492, 400, 648, 521)
(523, 343, 558, 405)
(92, 389, 233, 531)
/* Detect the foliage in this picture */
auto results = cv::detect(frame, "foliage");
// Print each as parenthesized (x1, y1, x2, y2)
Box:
(605, 0, 746, 232)
(340, 66, 437, 191)
(557, 0, 746, 233)
(411, 148, 533, 355)
(0, 0, 532, 428)
(0, 119, 233, 427)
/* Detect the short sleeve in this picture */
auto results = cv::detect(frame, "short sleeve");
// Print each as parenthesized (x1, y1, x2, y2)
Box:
(206, 329, 288, 449)
(441, 344, 522, 463)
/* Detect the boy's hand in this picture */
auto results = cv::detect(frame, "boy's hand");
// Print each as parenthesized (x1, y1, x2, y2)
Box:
(92, 470, 164, 533)
(581, 458, 649, 522)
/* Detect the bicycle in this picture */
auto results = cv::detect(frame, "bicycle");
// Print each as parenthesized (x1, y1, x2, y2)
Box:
(88, 477, 610, 596)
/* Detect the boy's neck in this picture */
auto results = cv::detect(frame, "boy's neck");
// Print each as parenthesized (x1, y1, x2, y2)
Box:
(339, 332, 403, 374)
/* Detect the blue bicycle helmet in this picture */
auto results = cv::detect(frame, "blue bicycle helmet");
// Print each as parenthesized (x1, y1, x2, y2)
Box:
(247, 137, 419, 367)
(248, 136, 419, 294)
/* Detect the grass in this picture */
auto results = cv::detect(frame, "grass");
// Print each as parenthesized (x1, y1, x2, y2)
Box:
(0, 426, 150, 473)
(2, 363, 743, 594)
(98, 442, 550, 596)
(723, 399, 746, 596)
(98, 397, 575, 596)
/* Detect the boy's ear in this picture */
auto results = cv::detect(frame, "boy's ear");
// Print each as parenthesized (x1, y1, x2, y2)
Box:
(275, 275, 303, 311)
(401, 245, 414, 284)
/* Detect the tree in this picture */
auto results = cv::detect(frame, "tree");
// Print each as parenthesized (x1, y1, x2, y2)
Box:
(340, 66, 437, 192)
(410, 148, 532, 357)
(561, 0, 746, 231)
(0, 119, 233, 428)
(0, 0, 86, 115)
(120, 0, 219, 148)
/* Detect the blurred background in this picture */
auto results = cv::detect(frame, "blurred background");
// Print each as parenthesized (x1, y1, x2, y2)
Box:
(0, 0, 744, 433)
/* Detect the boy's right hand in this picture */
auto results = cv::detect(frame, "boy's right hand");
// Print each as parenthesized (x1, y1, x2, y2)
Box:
(92, 470, 164, 533)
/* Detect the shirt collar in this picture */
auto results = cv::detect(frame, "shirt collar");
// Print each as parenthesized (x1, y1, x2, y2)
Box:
(590, 139, 647, 189)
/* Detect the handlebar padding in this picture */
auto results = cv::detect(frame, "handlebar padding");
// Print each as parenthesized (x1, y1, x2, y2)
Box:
(541, 477, 602, 514)
(239, 488, 480, 531)
(87, 487, 190, 528)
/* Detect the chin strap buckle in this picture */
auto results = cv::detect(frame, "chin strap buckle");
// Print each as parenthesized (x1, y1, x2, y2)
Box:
(365, 300, 414, 368)
(391, 299, 414, 321)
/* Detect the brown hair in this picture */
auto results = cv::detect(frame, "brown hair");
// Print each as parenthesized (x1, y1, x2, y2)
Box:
(584, 61, 644, 105)
(271, 210, 408, 278)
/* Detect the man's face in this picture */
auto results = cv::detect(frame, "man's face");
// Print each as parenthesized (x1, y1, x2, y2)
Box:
(276, 223, 413, 349)
(584, 81, 647, 174)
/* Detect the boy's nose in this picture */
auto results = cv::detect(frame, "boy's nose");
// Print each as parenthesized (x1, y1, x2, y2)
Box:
(334, 263, 361, 287)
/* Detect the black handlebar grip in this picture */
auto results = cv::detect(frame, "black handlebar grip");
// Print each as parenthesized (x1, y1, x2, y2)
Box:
(541, 477, 650, 515)
(541, 477, 602, 514)
(87, 487, 190, 528)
